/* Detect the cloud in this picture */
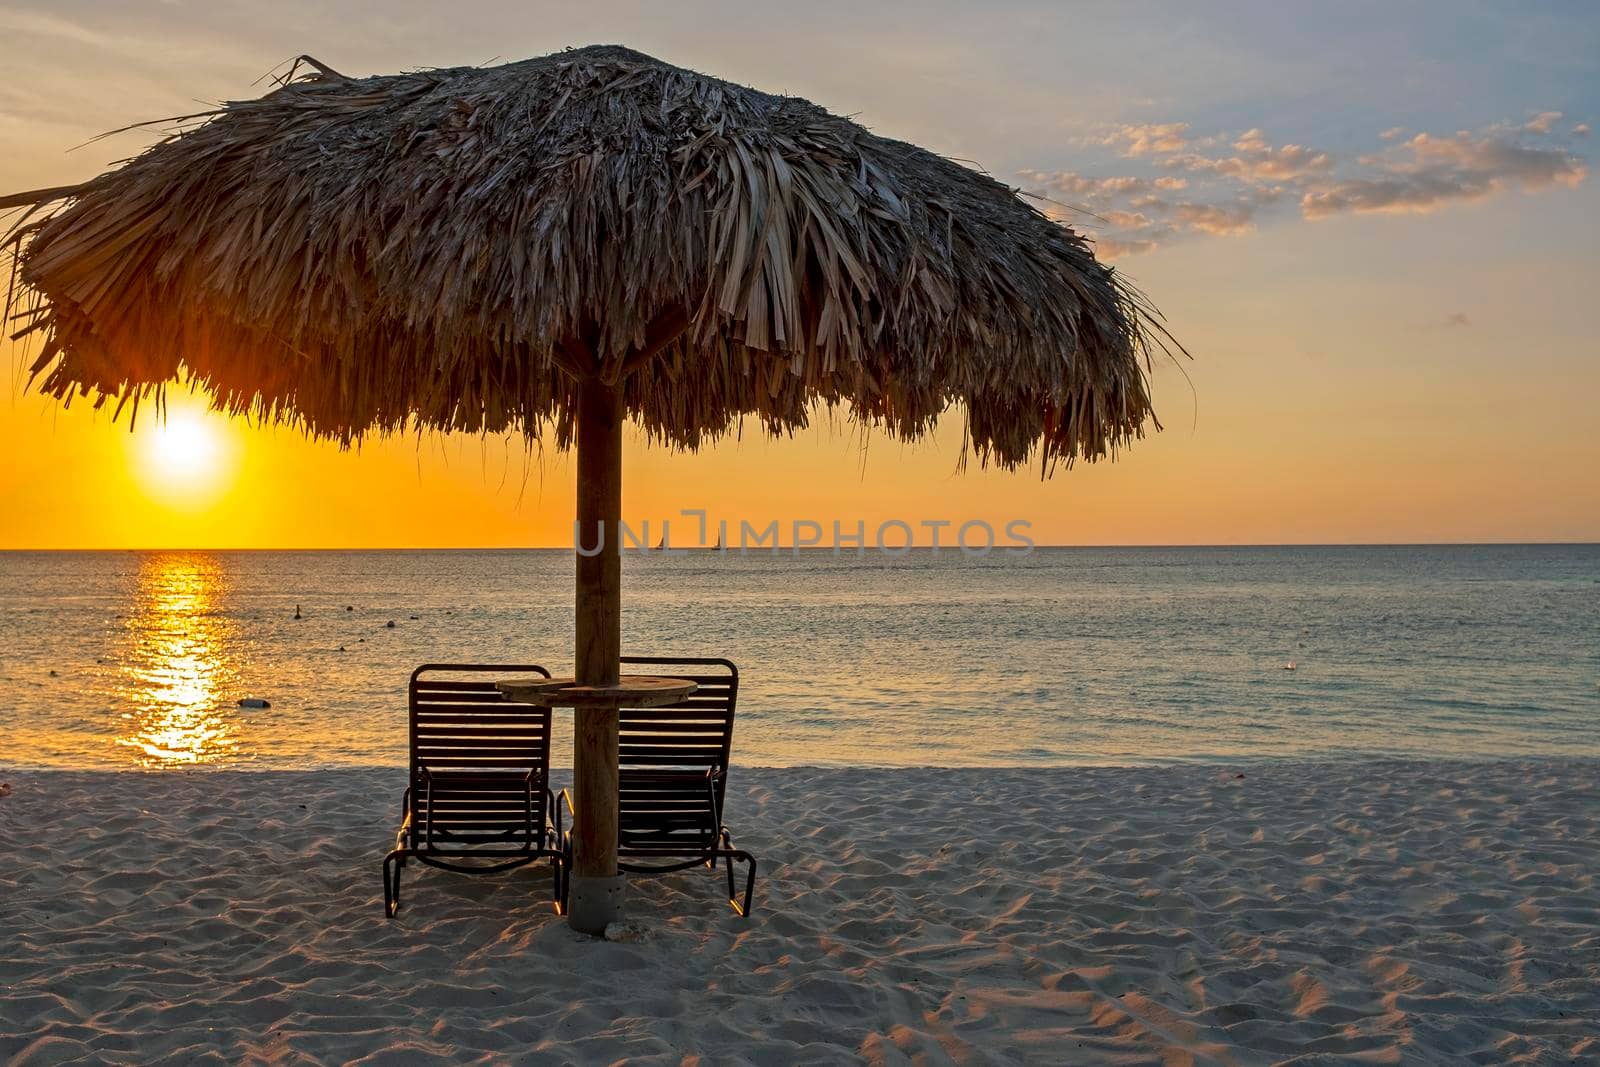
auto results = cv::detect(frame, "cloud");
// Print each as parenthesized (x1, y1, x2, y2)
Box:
(1022, 167, 1279, 249)
(1524, 111, 1562, 133)
(1017, 170, 1173, 203)
(1101, 122, 1189, 156)
(1024, 112, 1587, 258)
(1300, 130, 1586, 218)
(1171, 198, 1269, 235)
(1165, 135, 1333, 183)
(1095, 236, 1162, 258)
(0, 10, 118, 49)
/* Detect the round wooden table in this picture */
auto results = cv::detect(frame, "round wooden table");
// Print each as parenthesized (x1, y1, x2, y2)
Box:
(496, 675, 697, 707)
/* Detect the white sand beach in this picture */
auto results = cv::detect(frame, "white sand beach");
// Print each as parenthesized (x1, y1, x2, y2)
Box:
(3, 759, 1598, 1064)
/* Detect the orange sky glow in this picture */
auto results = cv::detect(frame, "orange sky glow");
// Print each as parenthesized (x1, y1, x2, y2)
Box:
(2, 4, 1596, 549)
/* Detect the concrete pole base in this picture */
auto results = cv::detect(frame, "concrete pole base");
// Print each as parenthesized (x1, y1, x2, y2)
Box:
(567, 874, 626, 935)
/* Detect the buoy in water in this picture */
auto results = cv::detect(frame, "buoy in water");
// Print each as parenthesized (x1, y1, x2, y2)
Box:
(1282, 662, 1297, 671)
(237, 697, 271, 708)
(386, 620, 397, 628)
(294, 604, 303, 620)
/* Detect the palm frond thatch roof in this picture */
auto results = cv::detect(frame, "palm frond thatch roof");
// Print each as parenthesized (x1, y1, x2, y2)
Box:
(3, 44, 1178, 469)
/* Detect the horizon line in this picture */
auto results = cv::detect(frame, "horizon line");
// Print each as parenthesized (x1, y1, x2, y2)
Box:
(2, 541, 1596, 553)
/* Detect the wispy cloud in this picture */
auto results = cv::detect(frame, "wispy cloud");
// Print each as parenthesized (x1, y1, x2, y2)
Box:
(0, 9, 119, 50)
(1101, 122, 1191, 156)
(1026, 115, 1588, 257)
(1523, 111, 1563, 134)
(1163, 129, 1334, 184)
(1300, 129, 1585, 219)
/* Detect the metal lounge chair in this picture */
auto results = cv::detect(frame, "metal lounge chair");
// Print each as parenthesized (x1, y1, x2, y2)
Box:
(560, 655, 757, 916)
(383, 663, 564, 917)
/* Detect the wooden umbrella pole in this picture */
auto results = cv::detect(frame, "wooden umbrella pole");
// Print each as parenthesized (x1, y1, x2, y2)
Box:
(574, 375, 622, 682)
(570, 374, 624, 933)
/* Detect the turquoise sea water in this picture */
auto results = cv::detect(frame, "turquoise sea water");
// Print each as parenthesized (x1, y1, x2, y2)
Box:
(0, 546, 1595, 769)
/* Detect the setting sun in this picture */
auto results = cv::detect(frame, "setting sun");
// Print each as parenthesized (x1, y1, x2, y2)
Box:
(134, 403, 235, 507)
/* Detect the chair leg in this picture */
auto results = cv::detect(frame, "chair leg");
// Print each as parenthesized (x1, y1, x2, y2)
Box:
(558, 834, 573, 914)
(718, 830, 756, 917)
(383, 849, 407, 918)
(551, 854, 566, 915)
(722, 850, 756, 917)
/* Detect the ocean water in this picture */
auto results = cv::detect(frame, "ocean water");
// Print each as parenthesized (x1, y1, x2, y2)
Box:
(0, 546, 1595, 770)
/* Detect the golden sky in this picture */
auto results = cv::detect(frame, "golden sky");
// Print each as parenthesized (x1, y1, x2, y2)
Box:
(2, 2, 1597, 547)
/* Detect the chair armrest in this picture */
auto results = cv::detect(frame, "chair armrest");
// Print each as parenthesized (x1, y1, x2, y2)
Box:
(417, 768, 435, 848)
(394, 786, 414, 850)
(706, 766, 727, 827)
(521, 770, 536, 843)
(703, 773, 723, 830)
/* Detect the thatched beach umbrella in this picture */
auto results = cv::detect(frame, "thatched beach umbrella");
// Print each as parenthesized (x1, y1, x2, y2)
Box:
(3, 45, 1177, 932)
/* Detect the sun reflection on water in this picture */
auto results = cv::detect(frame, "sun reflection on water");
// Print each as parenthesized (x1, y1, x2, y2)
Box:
(117, 553, 241, 766)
